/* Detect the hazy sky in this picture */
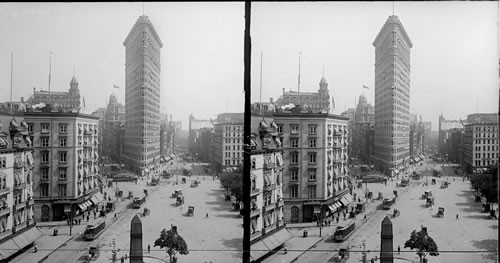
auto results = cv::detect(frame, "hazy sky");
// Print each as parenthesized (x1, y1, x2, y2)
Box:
(0, 2, 498, 130)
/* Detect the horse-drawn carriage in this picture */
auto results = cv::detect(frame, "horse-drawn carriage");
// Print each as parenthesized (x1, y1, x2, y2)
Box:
(187, 206, 194, 216)
(426, 196, 435, 207)
(176, 195, 185, 206)
(172, 189, 182, 198)
(190, 180, 199, 188)
(440, 181, 449, 189)
(437, 207, 445, 217)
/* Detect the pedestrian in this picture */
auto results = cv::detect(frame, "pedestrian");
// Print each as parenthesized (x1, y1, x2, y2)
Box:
(398, 245, 400, 255)
(336, 216, 339, 224)
(283, 244, 288, 254)
(79, 218, 81, 225)
(121, 256, 125, 263)
(456, 214, 459, 220)
(364, 214, 367, 221)
(87, 215, 90, 222)
(206, 213, 209, 218)
(148, 244, 151, 253)
(33, 242, 38, 253)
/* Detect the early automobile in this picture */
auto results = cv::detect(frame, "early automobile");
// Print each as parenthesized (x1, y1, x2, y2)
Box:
(422, 190, 432, 199)
(426, 196, 435, 207)
(176, 195, 185, 206)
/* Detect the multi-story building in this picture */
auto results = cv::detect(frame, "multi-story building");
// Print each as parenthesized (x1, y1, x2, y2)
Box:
(352, 93, 375, 163)
(123, 15, 163, 175)
(213, 122, 243, 172)
(91, 107, 106, 162)
(373, 15, 413, 177)
(188, 114, 213, 156)
(26, 76, 81, 111)
(438, 114, 463, 155)
(409, 121, 425, 163)
(103, 94, 125, 163)
(0, 114, 42, 262)
(341, 108, 356, 163)
(274, 107, 352, 223)
(248, 115, 292, 262)
(276, 77, 331, 113)
(0, 98, 27, 114)
(463, 118, 499, 174)
(24, 109, 104, 222)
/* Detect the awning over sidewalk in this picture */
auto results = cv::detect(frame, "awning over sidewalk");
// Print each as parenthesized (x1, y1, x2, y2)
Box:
(78, 201, 88, 211)
(250, 227, 293, 261)
(339, 193, 354, 207)
(0, 226, 43, 261)
(90, 192, 105, 205)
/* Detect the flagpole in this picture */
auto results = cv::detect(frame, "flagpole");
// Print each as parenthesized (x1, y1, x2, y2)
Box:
(49, 52, 52, 106)
(10, 52, 13, 116)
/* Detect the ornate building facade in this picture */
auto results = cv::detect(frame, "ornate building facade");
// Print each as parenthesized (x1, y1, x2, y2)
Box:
(26, 76, 81, 111)
(247, 116, 292, 262)
(103, 94, 125, 163)
(123, 15, 163, 174)
(274, 108, 352, 223)
(276, 77, 331, 112)
(373, 15, 413, 177)
(0, 114, 42, 262)
(24, 110, 103, 222)
(353, 93, 375, 163)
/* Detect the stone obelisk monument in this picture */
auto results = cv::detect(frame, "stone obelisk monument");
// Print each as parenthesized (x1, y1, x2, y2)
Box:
(380, 216, 394, 263)
(130, 214, 143, 262)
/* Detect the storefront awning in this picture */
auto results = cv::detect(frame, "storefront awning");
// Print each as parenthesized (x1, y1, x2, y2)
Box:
(0, 227, 43, 260)
(144, 168, 150, 173)
(90, 192, 104, 205)
(78, 201, 88, 211)
(84, 200, 92, 208)
(250, 227, 293, 261)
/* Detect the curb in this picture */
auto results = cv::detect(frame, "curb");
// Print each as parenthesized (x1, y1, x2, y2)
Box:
(38, 235, 76, 263)
(289, 236, 326, 263)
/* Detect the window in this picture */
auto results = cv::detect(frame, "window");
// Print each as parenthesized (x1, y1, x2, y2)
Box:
(290, 185, 298, 198)
(0, 157, 5, 168)
(290, 169, 298, 181)
(308, 185, 316, 198)
(41, 168, 49, 180)
(59, 124, 67, 134)
(40, 184, 49, 197)
(59, 167, 67, 179)
(308, 169, 317, 181)
(58, 184, 66, 197)
(309, 124, 317, 134)
(41, 151, 49, 163)
(290, 152, 299, 164)
(41, 137, 49, 147)
(291, 124, 299, 134)
(291, 138, 298, 148)
(309, 139, 316, 148)
(41, 123, 50, 133)
(277, 124, 283, 133)
(309, 152, 317, 164)
(59, 152, 67, 163)
(27, 123, 33, 133)
(60, 137, 67, 147)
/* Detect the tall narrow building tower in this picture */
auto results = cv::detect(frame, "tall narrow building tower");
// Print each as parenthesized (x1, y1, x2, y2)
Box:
(372, 15, 412, 177)
(123, 15, 163, 174)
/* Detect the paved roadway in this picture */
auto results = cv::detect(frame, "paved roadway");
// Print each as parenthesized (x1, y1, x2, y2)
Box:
(39, 160, 242, 263)
(292, 160, 498, 263)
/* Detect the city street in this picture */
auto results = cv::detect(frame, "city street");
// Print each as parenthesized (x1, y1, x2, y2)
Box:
(285, 159, 498, 263)
(12, 159, 242, 263)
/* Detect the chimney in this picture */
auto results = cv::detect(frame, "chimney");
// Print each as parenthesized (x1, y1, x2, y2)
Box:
(270, 97, 274, 104)
(21, 97, 24, 103)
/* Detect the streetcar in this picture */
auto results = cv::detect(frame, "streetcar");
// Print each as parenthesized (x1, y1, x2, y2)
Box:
(333, 220, 356, 242)
(382, 196, 397, 210)
(84, 218, 106, 240)
(133, 194, 147, 208)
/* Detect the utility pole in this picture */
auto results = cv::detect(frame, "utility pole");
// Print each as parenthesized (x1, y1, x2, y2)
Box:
(242, 1, 252, 263)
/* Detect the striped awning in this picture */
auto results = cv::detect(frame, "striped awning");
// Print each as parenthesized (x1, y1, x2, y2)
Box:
(250, 228, 293, 262)
(0, 227, 43, 260)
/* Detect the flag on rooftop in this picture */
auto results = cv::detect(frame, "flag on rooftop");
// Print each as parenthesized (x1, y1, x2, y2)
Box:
(363, 85, 369, 89)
